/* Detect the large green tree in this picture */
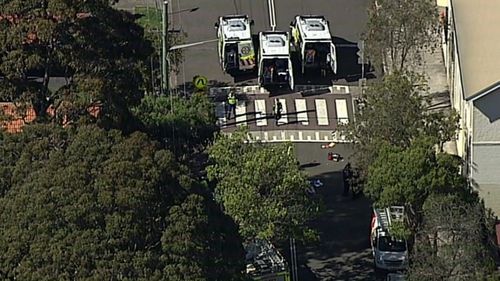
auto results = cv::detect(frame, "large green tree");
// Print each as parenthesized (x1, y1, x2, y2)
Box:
(0, 124, 244, 280)
(341, 71, 458, 173)
(408, 194, 497, 281)
(206, 130, 320, 243)
(162, 194, 246, 281)
(0, 0, 152, 129)
(363, 0, 439, 72)
(365, 137, 469, 225)
(133, 93, 218, 158)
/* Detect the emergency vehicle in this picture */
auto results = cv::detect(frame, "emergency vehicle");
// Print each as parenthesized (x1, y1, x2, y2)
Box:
(215, 15, 256, 74)
(290, 15, 337, 75)
(370, 206, 409, 271)
(258, 31, 294, 90)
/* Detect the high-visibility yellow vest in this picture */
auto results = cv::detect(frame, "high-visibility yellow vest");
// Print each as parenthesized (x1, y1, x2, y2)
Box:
(228, 95, 237, 105)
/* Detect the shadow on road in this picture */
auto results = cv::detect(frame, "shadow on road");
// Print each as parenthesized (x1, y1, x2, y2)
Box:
(295, 143, 375, 280)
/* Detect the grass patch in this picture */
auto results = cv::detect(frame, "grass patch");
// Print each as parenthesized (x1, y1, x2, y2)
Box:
(135, 6, 162, 30)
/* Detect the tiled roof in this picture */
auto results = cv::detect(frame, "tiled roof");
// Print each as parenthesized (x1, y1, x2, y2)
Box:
(0, 102, 36, 133)
(1, 102, 101, 133)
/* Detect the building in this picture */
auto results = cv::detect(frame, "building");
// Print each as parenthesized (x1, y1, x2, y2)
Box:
(440, 0, 500, 215)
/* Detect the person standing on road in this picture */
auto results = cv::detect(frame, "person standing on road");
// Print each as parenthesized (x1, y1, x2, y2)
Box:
(273, 99, 283, 126)
(342, 162, 352, 196)
(226, 91, 237, 120)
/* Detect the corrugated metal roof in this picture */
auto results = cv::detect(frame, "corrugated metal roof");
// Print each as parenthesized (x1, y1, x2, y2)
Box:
(451, 0, 500, 100)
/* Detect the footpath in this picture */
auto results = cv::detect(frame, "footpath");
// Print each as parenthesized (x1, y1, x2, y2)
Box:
(386, 39, 457, 155)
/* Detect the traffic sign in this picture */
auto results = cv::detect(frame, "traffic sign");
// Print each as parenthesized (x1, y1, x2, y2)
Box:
(193, 75, 208, 91)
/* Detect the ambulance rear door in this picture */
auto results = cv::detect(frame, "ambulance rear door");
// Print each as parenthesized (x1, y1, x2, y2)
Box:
(238, 40, 255, 71)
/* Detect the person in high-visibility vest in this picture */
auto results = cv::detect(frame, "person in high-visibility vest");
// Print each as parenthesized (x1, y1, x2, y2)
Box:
(226, 91, 237, 119)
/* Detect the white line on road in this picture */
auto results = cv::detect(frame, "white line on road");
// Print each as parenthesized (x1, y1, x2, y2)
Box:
(255, 99, 267, 126)
(295, 99, 309, 125)
(335, 99, 349, 125)
(216, 102, 226, 126)
(235, 101, 247, 126)
(278, 98, 288, 125)
(315, 99, 329, 126)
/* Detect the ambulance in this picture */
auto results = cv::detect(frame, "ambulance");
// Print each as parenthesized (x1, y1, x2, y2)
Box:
(290, 15, 337, 76)
(258, 31, 294, 90)
(215, 15, 256, 74)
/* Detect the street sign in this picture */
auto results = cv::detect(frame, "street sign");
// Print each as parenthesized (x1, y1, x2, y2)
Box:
(193, 75, 208, 91)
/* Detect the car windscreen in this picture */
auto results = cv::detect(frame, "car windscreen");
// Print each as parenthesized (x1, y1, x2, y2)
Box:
(378, 236, 406, 252)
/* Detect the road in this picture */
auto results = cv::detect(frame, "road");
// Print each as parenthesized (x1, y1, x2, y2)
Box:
(215, 87, 356, 142)
(294, 142, 375, 280)
(114, 0, 371, 87)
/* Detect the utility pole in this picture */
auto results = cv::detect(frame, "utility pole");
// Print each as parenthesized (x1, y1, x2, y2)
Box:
(162, 0, 169, 94)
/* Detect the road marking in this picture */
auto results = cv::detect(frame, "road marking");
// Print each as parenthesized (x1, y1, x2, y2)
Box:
(315, 131, 320, 141)
(290, 135, 295, 141)
(273, 135, 277, 141)
(216, 102, 227, 126)
(254, 99, 267, 126)
(307, 135, 312, 141)
(335, 99, 349, 125)
(235, 101, 247, 126)
(295, 99, 309, 125)
(298, 131, 303, 141)
(315, 99, 329, 126)
(281, 130, 286, 140)
(264, 131, 268, 140)
(278, 98, 287, 125)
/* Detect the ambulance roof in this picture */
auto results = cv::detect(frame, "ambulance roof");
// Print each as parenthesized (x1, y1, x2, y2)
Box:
(296, 15, 332, 41)
(259, 31, 290, 56)
(220, 15, 252, 40)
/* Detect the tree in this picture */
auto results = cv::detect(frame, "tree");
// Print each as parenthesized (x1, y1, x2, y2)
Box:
(0, 0, 153, 129)
(0, 124, 245, 280)
(206, 130, 320, 243)
(363, 0, 439, 72)
(132, 93, 218, 158)
(408, 194, 497, 281)
(161, 194, 246, 281)
(134, 6, 186, 94)
(341, 72, 458, 173)
(365, 137, 469, 226)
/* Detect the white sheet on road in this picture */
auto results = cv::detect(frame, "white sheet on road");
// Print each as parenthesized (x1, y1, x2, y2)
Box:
(335, 99, 349, 125)
(277, 98, 287, 125)
(254, 99, 267, 126)
(315, 99, 329, 126)
(235, 101, 247, 126)
(295, 99, 309, 125)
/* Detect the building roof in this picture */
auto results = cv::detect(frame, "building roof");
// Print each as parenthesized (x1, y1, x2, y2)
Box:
(1, 102, 100, 133)
(220, 15, 252, 41)
(0, 102, 37, 133)
(451, 0, 500, 100)
(296, 15, 332, 41)
(259, 31, 290, 56)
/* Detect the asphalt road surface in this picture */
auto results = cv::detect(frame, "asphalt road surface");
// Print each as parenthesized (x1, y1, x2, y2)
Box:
(294, 142, 375, 281)
(114, 0, 371, 87)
